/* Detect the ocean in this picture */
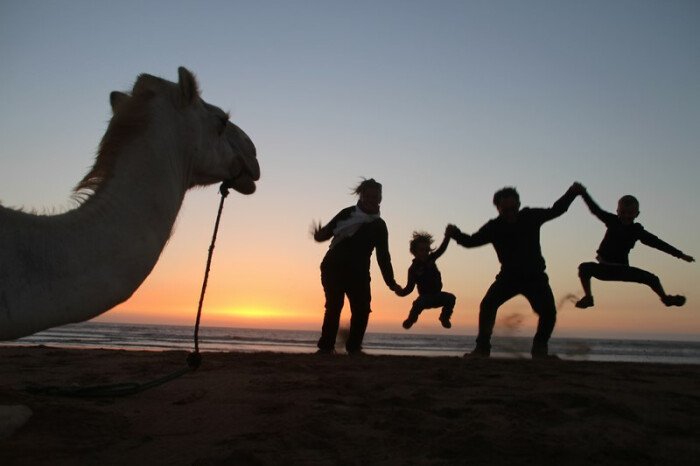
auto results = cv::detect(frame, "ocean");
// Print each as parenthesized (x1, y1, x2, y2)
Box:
(2, 322, 699, 365)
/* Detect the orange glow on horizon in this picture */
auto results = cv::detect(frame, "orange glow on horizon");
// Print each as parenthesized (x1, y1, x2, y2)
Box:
(102, 276, 700, 338)
(213, 307, 289, 319)
(95, 216, 699, 340)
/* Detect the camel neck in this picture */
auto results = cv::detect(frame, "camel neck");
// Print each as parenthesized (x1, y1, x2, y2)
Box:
(0, 133, 190, 340)
(71, 134, 188, 281)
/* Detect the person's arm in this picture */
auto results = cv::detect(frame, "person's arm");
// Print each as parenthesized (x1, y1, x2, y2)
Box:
(374, 220, 399, 289)
(395, 269, 416, 297)
(638, 228, 694, 262)
(580, 190, 617, 225)
(429, 233, 450, 261)
(312, 208, 351, 242)
(312, 221, 334, 242)
(540, 182, 584, 222)
(447, 222, 492, 248)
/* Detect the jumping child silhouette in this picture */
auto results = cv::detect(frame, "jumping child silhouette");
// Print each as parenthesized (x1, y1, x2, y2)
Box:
(395, 229, 456, 330)
(575, 188, 694, 309)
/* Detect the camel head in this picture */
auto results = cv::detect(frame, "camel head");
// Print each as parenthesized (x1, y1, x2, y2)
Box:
(105, 67, 260, 195)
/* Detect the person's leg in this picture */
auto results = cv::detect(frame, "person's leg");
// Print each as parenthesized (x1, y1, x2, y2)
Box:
(346, 277, 372, 353)
(403, 296, 427, 329)
(470, 279, 518, 356)
(575, 262, 597, 308)
(522, 275, 557, 358)
(438, 292, 456, 328)
(317, 269, 345, 352)
(581, 263, 685, 307)
(622, 266, 685, 306)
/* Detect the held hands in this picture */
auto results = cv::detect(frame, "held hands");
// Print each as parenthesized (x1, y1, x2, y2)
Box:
(446, 224, 460, 238)
(390, 283, 404, 295)
(570, 182, 587, 196)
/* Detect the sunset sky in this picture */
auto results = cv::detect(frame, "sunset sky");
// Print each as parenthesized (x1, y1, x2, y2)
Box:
(1, 1, 698, 340)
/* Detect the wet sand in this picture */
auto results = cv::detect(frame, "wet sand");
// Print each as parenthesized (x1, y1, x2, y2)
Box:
(1, 346, 698, 465)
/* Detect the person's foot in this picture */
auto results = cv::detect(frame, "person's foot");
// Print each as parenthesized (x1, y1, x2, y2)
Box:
(464, 346, 490, 359)
(347, 349, 368, 357)
(530, 342, 552, 360)
(662, 295, 686, 307)
(402, 318, 416, 329)
(575, 295, 594, 309)
(439, 316, 452, 329)
(531, 343, 561, 360)
(316, 348, 336, 355)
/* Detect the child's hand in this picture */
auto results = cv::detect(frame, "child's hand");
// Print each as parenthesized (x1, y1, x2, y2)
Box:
(390, 283, 404, 294)
(681, 254, 695, 263)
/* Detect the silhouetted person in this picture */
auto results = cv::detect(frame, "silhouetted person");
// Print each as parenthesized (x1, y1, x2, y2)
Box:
(575, 189, 694, 309)
(395, 229, 456, 329)
(313, 178, 401, 355)
(447, 183, 584, 359)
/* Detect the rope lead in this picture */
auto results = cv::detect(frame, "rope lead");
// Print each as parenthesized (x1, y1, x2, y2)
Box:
(25, 182, 231, 397)
(189, 181, 229, 368)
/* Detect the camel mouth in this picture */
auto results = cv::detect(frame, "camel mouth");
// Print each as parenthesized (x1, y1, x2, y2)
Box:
(228, 157, 259, 195)
(229, 172, 256, 195)
(225, 123, 259, 195)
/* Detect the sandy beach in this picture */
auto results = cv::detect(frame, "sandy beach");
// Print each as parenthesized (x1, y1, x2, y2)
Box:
(0, 346, 698, 465)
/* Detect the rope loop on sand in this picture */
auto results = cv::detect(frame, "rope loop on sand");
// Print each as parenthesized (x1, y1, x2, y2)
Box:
(24, 183, 231, 397)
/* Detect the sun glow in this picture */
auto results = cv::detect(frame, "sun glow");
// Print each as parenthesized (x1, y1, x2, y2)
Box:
(222, 307, 288, 319)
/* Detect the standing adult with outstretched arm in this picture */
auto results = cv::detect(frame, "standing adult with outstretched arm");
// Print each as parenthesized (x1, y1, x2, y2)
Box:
(447, 182, 585, 359)
(313, 178, 401, 355)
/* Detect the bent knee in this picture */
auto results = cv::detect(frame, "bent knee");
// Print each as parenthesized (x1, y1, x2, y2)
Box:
(578, 262, 595, 277)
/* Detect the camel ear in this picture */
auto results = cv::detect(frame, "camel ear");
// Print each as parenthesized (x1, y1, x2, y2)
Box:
(109, 91, 130, 114)
(177, 67, 199, 105)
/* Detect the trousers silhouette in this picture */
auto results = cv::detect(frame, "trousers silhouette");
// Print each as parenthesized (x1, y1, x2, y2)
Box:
(317, 266, 372, 353)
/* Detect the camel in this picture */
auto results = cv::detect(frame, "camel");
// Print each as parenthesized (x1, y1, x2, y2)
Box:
(0, 67, 260, 340)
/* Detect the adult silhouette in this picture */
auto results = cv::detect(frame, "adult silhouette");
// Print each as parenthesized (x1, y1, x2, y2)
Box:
(447, 183, 584, 359)
(313, 179, 401, 354)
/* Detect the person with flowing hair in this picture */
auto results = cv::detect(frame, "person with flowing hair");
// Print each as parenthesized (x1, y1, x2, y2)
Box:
(312, 178, 401, 355)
